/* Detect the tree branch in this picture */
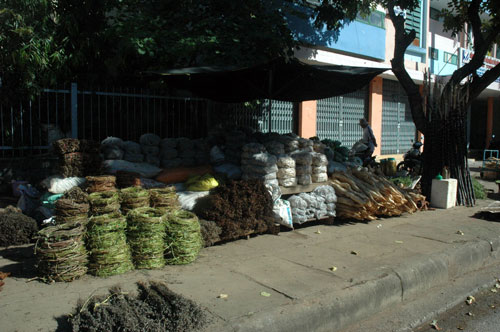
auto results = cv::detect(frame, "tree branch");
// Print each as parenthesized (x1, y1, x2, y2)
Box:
(469, 62, 500, 102)
(387, 0, 427, 133)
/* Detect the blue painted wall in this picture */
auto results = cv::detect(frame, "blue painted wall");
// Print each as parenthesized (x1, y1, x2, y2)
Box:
(429, 48, 457, 76)
(285, 7, 386, 61)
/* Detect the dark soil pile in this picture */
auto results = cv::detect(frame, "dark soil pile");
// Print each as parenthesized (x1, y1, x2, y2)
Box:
(199, 180, 278, 241)
(0, 206, 38, 246)
(199, 219, 222, 247)
(68, 282, 207, 332)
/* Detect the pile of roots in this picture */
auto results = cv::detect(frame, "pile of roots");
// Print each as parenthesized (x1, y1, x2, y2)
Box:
(126, 207, 166, 269)
(86, 212, 133, 277)
(165, 210, 203, 265)
(199, 219, 222, 247)
(86, 175, 117, 193)
(68, 282, 207, 332)
(35, 222, 88, 281)
(120, 187, 150, 215)
(54, 198, 89, 226)
(330, 169, 427, 221)
(150, 187, 180, 213)
(116, 171, 141, 188)
(199, 180, 278, 241)
(53, 138, 101, 177)
(0, 206, 38, 246)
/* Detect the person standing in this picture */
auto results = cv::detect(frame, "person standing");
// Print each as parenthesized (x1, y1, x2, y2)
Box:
(359, 118, 377, 162)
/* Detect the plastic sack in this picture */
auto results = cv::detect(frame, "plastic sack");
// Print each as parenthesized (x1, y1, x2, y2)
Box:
(17, 184, 40, 215)
(265, 183, 282, 203)
(210, 146, 225, 164)
(264, 179, 279, 186)
(161, 158, 182, 169)
(241, 164, 278, 175)
(242, 172, 277, 181)
(122, 140, 141, 154)
(160, 148, 178, 160)
(141, 145, 160, 156)
(103, 160, 162, 178)
(312, 165, 327, 174)
(186, 174, 219, 191)
(242, 143, 266, 154)
(312, 173, 328, 183)
(296, 165, 312, 176)
(145, 154, 161, 167)
(288, 195, 307, 209)
(177, 190, 210, 211)
(278, 177, 297, 187)
(160, 138, 178, 149)
(244, 153, 277, 167)
(313, 185, 337, 203)
(123, 151, 144, 163)
(177, 137, 195, 151)
(292, 152, 312, 165)
(139, 133, 161, 146)
(101, 145, 124, 160)
(264, 141, 285, 155)
(40, 192, 64, 209)
(139, 178, 167, 189)
(328, 161, 347, 174)
(273, 199, 293, 228)
(277, 168, 296, 179)
(42, 175, 86, 194)
(277, 156, 295, 168)
(214, 163, 242, 180)
(297, 174, 312, 185)
(101, 136, 124, 148)
(312, 153, 328, 166)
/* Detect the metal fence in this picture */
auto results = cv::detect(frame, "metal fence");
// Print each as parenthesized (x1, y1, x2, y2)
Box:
(381, 79, 416, 154)
(0, 84, 296, 157)
(316, 87, 369, 147)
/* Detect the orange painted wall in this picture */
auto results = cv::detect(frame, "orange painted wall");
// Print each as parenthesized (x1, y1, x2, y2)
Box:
(368, 77, 383, 155)
(298, 100, 317, 138)
(486, 97, 494, 148)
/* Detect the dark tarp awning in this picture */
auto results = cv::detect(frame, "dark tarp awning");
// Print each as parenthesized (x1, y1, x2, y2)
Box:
(147, 58, 389, 103)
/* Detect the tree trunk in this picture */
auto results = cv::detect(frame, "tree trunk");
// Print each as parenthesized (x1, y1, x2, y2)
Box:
(421, 83, 475, 206)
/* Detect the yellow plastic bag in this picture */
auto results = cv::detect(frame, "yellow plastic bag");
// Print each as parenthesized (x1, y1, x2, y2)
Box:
(186, 174, 219, 191)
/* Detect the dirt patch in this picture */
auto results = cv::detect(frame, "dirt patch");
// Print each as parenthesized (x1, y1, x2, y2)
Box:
(67, 281, 208, 332)
(199, 180, 278, 241)
(0, 206, 38, 246)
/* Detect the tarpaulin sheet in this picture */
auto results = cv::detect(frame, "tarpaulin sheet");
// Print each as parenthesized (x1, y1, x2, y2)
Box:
(147, 58, 388, 102)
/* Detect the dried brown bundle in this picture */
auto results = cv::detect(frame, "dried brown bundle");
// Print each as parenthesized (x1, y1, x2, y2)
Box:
(86, 175, 117, 193)
(199, 180, 278, 241)
(53, 138, 100, 155)
(55, 199, 89, 217)
(116, 171, 141, 188)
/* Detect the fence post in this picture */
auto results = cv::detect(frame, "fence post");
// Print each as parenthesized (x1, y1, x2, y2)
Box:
(71, 83, 78, 138)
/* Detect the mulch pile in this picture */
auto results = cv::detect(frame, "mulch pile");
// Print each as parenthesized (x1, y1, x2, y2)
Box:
(199, 180, 279, 241)
(67, 282, 207, 332)
(35, 222, 88, 282)
(86, 175, 117, 193)
(53, 138, 101, 177)
(0, 206, 38, 246)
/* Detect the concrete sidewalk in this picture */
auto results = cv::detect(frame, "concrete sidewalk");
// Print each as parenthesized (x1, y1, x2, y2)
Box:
(2, 200, 500, 332)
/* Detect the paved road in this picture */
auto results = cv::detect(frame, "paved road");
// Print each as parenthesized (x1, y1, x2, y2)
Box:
(415, 281, 500, 332)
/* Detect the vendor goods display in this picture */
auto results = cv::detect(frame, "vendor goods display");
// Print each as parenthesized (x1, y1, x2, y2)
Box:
(126, 207, 166, 269)
(101, 137, 124, 160)
(120, 187, 150, 215)
(87, 212, 134, 277)
(185, 174, 219, 191)
(0, 206, 38, 246)
(150, 187, 180, 213)
(224, 131, 247, 165)
(287, 185, 336, 224)
(116, 170, 141, 188)
(264, 141, 285, 156)
(54, 198, 89, 225)
(88, 191, 120, 215)
(312, 153, 329, 183)
(241, 143, 278, 186)
(199, 180, 279, 241)
(160, 138, 180, 168)
(298, 138, 314, 152)
(86, 175, 117, 193)
(330, 169, 422, 221)
(292, 151, 313, 185)
(140, 133, 161, 167)
(278, 134, 300, 154)
(199, 219, 222, 247)
(68, 282, 207, 332)
(54, 138, 101, 177)
(165, 209, 203, 265)
(36, 222, 88, 282)
(122, 140, 144, 163)
(276, 156, 297, 187)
